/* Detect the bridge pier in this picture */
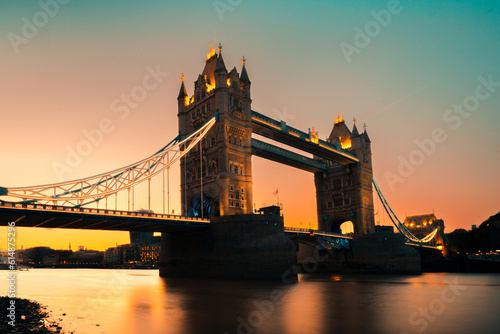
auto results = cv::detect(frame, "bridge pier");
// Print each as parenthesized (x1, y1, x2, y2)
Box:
(159, 214, 297, 280)
(297, 233, 421, 274)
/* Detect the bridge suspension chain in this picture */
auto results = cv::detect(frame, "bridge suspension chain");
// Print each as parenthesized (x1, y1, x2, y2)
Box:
(372, 178, 439, 244)
(0, 113, 218, 207)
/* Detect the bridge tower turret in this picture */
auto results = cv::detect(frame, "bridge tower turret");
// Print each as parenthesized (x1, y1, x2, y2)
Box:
(177, 43, 253, 217)
(315, 115, 375, 234)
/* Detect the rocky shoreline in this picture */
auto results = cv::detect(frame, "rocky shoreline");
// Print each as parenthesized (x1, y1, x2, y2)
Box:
(1, 296, 67, 333)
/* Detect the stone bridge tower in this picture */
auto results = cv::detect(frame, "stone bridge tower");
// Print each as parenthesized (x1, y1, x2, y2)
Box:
(315, 114, 375, 234)
(177, 44, 253, 217)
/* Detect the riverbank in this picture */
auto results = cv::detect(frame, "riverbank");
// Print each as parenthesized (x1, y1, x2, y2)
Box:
(1, 296, 67, 333)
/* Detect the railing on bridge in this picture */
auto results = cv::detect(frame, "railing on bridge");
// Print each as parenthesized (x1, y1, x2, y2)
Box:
(0, 200, 210, 223)
(284, 227, 352, 239)
(284, 227, 352, 250)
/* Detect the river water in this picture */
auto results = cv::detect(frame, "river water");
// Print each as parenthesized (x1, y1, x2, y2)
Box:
(2, 269, 500, 334)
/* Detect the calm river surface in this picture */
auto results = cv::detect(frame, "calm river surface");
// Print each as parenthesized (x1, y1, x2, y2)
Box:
(2, 269, 500, 334)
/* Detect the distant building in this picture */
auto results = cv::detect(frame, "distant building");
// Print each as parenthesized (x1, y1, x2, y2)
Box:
(104, 241, 161, 266)
(16, 247, 102, 266)
(403, 213, 445, 245)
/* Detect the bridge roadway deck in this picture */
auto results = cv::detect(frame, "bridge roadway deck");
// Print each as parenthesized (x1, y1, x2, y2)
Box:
(0, 201, 210, 232)
(251, 110, 359, 165)
(251, 138, 328, 173)
(284, 227, 352, 239)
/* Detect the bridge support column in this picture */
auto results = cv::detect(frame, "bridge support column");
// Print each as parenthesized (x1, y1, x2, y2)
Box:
(159, 214, 297, 280)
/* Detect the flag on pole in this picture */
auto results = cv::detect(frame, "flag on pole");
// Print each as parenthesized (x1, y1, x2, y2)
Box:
(273, 188, 278, 196)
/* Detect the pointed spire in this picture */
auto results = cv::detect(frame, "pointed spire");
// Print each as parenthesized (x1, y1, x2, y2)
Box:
(177, 73, 188, 99)
(363, 124, 371, 142)
(351, 117, 359, 136)
(240, 56, 250, 83)
(215, 51, 226, 72)
(352, 125, 359, 137)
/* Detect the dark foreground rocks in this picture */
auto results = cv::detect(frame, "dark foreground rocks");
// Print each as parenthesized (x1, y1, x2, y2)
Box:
(1, 296, 66, 334)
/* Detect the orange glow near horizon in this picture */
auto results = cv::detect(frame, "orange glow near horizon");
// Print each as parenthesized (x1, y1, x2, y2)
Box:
(1, 6, 498, 254)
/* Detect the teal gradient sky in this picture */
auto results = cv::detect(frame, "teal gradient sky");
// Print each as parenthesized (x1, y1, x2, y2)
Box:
(1, 0, 499, 250)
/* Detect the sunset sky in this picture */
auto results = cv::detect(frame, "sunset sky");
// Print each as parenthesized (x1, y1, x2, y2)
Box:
(1, 0, 499, 251)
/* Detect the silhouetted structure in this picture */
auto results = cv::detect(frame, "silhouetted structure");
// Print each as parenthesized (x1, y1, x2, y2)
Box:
(447, 212, 500, 254)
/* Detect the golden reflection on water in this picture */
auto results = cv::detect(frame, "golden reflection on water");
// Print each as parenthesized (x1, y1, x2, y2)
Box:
(2, 270, 500, 334)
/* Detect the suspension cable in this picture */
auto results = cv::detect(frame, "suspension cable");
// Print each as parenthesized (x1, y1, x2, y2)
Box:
(373, 178, 438, 243)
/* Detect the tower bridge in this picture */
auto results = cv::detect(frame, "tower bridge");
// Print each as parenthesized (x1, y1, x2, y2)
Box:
(177, 44, 374, 234)
(0, 44, 440, 279)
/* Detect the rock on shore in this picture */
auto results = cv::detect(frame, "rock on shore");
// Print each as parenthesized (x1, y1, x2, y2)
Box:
(1, 296, 66, 333)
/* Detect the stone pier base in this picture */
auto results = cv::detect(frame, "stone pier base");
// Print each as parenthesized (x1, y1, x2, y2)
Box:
(159, 214, 297, 280)
(298, 233, 421, 274)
